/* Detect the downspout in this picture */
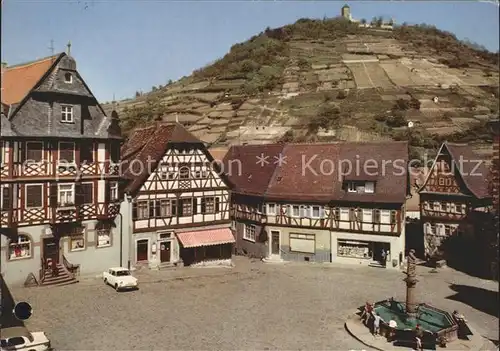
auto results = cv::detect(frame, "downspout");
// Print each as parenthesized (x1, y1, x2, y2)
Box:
(118, 212, 123, 267)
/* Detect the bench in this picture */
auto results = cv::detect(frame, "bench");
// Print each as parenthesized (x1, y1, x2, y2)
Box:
(393, 329, 437, 350)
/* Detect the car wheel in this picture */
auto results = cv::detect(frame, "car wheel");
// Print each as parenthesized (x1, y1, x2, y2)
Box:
(104, 278, 107, 285)
(114, 283, 119, 291)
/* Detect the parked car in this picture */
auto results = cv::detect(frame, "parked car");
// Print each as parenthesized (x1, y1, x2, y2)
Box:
(0, 326, 51, 351)
(103, 267, 138, 291)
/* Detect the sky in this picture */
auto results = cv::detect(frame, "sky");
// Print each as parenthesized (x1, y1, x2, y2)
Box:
(2, 1, 499, 103)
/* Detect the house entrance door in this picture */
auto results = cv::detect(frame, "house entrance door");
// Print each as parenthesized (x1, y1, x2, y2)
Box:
(271, 231, 280, 255)
(43, 237, 59, 264)
(136, 240, 148, 262)
(160, 241, 171, 263)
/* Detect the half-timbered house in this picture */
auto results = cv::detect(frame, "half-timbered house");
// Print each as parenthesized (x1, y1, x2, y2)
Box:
(119, 122, 234, 269)
(0, 50, 123, 287)
(418, 142, 492, 258)
(223, 142, 409, 269)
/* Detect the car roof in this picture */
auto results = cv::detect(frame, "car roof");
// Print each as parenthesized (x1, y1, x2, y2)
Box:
(1, 326, 33, 341)
(109, 267, 129, 271)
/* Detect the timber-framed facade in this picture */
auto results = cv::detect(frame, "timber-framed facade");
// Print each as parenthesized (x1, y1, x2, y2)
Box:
(223, 142, 409, 269)
(418, 142, 492, 259)
(120, 123, 234, 269)
(0, 51, 123, 287)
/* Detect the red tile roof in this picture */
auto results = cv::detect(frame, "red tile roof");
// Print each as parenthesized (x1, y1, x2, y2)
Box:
(121, 123, 202, 195)
(445, 143, 491, 199)
(223, 141, 409, 203)
(176, 228, 235, 248)
(1, 55, 59, 106)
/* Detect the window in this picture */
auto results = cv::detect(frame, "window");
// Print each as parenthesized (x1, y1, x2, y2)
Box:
(80, 142, 94, 163)
(291, 205, 300, 218)
(347, 181, 356, 193)
(0, 141, 4, 164)
(149, 200, 157, 218)
(444, 225, 451, 236)
(440, 202, 447, 212)
(110, 182, 119, 201)
(267, 203, 276, 215)
(428, 223, 436, 235)
(333, 208, 340, 221)
(390, 210, 397, 225)
(365, 181, 374, 193)
(25, 185, 42, 208)
(349, 208, 355, 221)
(289, 233, 315, 254)
(311, 206, 321, 218)
(64, 72, 72, 83)
(58, 184, 74, 206)
(159, 167, 168, 180)
(244, 224, 256, 242)
(454, 203, 463, 213)
(1, 186, 11, 211)
(337, 239, 371, 259)
(81, 183, 93, 204)
(26, 142, 43, 162)
(70, 234, 85, 251)
(179, 198, 193, 216)
(159, 199, 173, 217)
(201, 197, 216, 214)
(9, 235, 31, 260)
(179, 166, 190, 180)
(96, 222, 112, 248)
(136, 201, 148, 219)
(59, 142, 75, 163)
(373, 209, 381, 223)
(356, 208, 363, 221)
(61, 105, 74, 123)
(427, 202, 434, 210)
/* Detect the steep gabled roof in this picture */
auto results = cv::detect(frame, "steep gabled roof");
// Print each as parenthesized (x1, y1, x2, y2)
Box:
(223, 141, 409, 204)
(121, 123, 203, 195)
(418, 142, 491, 200)
(1, 54, 60, 106)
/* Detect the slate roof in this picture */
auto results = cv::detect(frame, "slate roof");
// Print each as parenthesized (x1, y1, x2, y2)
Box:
(223, 141, 409, 204)
(1, 53, 119, 139)
(1, 54, 58, 105)
(121, 123, 204, 195)
(444, 143, 491, 199)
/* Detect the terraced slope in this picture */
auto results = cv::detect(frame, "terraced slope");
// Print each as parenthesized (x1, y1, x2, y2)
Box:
(103, 18, 499, 158)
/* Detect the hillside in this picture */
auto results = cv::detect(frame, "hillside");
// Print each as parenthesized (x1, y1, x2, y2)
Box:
(103, 17, 499, 160)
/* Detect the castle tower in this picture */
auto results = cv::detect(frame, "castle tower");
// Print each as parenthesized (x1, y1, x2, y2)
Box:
(341, 4, 351, 21)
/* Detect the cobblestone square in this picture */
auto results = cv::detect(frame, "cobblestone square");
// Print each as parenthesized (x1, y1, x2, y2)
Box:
(10, 257, 499, 350)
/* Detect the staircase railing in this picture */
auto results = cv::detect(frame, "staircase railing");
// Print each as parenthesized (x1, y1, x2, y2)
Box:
(62, 255, 80, 278)
(39, 257, 46, 283)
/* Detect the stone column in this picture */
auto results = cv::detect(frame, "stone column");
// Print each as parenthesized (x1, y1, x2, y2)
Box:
(404, 249, 418, 318)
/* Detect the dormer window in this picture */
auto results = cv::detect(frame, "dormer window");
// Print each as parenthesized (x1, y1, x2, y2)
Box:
(64, 72, 73, 83)
(346, 180, 375, 194)
(61, 105, 74, 123)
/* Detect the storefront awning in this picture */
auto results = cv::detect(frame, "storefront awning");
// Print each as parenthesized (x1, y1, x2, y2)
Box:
(176, 228, 235, 248)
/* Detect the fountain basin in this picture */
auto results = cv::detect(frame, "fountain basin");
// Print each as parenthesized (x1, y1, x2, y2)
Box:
(373, 300, 458, 342)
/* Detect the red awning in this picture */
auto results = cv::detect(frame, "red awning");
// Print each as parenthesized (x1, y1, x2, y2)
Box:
(176, 228, 235, 248)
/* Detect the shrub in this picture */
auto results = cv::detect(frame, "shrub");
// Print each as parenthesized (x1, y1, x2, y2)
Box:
(409, 97, 421, 110)
(337, 90, 347, 100)
(386, 111, 407, 127)
(394, 98, 410, 110)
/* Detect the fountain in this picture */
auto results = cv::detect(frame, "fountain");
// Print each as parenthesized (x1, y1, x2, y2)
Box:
(371, 249, 459, 345)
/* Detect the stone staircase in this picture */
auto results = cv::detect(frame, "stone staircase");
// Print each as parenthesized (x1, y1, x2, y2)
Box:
(40, 263, 78, 287)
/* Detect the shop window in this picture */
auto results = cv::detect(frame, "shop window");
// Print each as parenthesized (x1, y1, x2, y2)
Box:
(9, 235, 32, 260)
(337, 239, 371, 259)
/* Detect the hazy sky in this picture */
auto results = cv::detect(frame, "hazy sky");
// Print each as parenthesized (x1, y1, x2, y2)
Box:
(2, 1, 499, 102)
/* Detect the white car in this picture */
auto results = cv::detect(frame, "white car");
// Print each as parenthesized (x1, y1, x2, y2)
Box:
(0, 326, 51, 351)
(103, 267, 138, 291)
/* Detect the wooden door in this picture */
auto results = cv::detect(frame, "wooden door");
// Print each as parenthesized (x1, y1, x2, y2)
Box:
(160, 241, 171, 263)
(136, 240, 148, 262)
(43, 238, 59, 264)
(271, 231, 280, 255)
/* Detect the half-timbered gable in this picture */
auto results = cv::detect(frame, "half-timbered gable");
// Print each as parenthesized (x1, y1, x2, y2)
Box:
(0, 51, 123, 287)
(418, 142, 492, 258)
(120, 123, 234, 269)
(224, 141, 409, 269)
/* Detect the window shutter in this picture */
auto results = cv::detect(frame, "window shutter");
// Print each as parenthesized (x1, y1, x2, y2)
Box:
(201, 198, 206, 213)
(75, 183, 83, 205)
(105, 182, 110, 203)
(154, 201, 160, 218)
(149, 200, 155, 218)
(319, 207, 325, 218)
(287, 205, 292, 217)
(215, 198, 220, 212)
(171, 199, 177, 216)
(49, 183, 58, 207)
(177, 199, 183, 216)
(193, 198, 198, 215)
(132, 202, 138, 219)
(2, 187, 11, 210)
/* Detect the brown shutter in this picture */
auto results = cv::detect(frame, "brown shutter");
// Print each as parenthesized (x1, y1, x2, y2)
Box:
(192, 198, 197, 215)
(1, 186, 11, 210)
(132, 202, 138, 220)
(177, 199, 183, 216)
(49, 183, 58, 207)
(149, 200, 155, 218)
(200, 198, 206, 214)
(75, 183, 83, 205)
(171, 199, 177, 216)
(215, 198, 220, 213)
(154, 201, 160, 218)
(105, 182, 110, 203)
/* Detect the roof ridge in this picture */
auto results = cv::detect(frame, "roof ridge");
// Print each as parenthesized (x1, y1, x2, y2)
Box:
(4, 53, 62, 70)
